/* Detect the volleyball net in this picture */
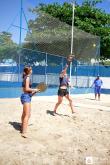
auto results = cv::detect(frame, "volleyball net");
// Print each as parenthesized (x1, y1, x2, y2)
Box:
(0, 9, 101, 88)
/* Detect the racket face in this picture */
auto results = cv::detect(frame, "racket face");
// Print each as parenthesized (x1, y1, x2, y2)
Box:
(36, 82, 47, 92)
(67, 55, 74, 62)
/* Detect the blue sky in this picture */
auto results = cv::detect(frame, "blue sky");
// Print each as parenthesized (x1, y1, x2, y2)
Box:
(0, 0, 110, 43)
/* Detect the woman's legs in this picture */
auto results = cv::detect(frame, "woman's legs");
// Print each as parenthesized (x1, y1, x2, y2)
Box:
(21, 102, 31, 135)
(65, 94, 74, 113)
(54, 96, 63, 113)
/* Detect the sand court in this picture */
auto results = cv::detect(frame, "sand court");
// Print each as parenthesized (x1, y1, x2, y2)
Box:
(0, 94, 110, 165)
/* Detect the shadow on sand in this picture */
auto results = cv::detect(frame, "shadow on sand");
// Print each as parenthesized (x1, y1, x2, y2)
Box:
(46, 110, 70, 117)
(85, 98, 95, 100)
(9, 121, 21, 131)
(9, 122, 33, 131)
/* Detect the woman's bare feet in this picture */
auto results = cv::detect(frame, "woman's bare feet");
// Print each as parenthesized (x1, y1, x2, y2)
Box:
(21, 133, 28, 138)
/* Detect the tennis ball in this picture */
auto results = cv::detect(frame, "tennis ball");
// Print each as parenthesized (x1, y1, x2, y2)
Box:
(93, 44, 96, 47)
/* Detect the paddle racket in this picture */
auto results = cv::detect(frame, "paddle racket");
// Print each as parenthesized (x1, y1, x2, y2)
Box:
(67, 54, 74, 65)
(36, 82, 47, 92)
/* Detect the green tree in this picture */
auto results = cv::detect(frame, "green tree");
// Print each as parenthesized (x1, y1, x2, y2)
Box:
(0, 31, 18, 63)
(28, 0, 110, 59)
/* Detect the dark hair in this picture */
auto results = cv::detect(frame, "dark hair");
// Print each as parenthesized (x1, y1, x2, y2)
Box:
(22, 66, 32, 78)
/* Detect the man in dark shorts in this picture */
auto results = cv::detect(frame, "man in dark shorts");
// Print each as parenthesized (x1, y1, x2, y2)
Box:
(93, 75, 103, 101)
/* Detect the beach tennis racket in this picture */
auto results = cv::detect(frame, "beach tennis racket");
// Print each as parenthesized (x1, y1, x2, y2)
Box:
(36, 82, 47, 92)
(67, 54, 74, 65)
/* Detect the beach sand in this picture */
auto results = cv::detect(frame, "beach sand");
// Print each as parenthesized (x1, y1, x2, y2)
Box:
(0, 94, 110, 165)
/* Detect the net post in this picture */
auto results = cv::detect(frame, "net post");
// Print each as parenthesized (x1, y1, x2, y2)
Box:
(18, 0, 23, 82)
(45, 53, 48, 85)
(69, 1, 75, 94)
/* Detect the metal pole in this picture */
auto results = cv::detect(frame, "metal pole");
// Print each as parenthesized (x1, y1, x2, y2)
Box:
(69, 2, 75, 93)
(62, 57, 64, 71)
(76, 64, 77, 86)
(45, 53, 48, 85)
(18, 0, 23, 82)
(97, 41, 100, 76)
(71, 2, 75, 55)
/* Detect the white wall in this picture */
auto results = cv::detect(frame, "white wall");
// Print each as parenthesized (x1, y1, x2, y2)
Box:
(0, 73, 109, 89)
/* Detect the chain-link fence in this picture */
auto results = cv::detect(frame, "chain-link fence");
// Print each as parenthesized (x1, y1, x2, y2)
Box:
(0, 6, 103, 89)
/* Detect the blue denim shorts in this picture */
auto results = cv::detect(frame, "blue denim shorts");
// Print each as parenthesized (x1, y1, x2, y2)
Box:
(95, 86, 101, 94)
(20, 93, 32, 104)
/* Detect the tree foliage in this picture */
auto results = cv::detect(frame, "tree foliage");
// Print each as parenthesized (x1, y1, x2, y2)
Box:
(0, 32, 18, 62)
(28, 0, 110, 59)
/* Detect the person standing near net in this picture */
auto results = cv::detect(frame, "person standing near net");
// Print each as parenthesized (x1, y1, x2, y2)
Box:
(20, 66, 39, 138)
(53, 55, 75, 114)
(92, 75, 103, 101)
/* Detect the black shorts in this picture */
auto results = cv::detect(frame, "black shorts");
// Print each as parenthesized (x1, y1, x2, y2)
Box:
(58, 88, 69, 97)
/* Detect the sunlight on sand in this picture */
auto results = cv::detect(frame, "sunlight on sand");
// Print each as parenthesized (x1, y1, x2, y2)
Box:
(0, 94, 110, 165)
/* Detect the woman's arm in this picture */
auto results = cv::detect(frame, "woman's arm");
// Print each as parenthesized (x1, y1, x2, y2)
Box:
(24, 77, 38, 93)
(60, 64, 69, 77)
(63, 64, 68, 72)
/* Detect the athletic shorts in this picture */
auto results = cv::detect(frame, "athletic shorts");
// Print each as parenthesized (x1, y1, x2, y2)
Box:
(95, 86, 101, 94)
(58, 88, 69, 97)
(20, 93, 32, 104)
